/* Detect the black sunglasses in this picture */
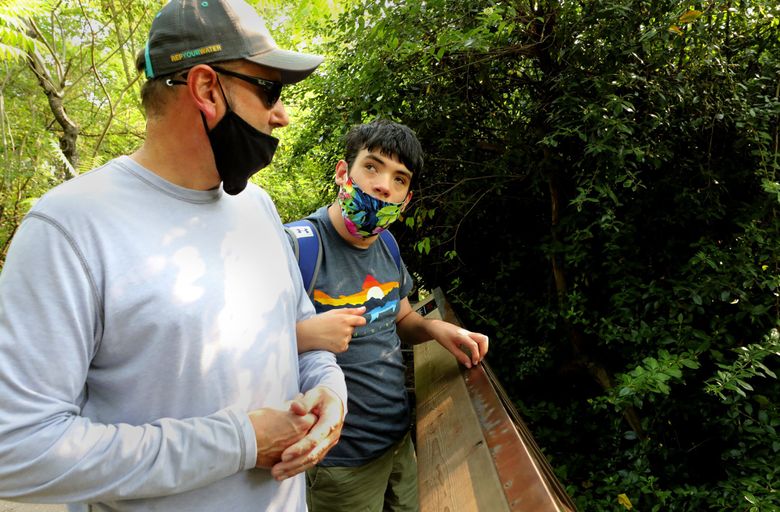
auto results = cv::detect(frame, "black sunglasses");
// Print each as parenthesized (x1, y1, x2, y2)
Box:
(210, 66, 283, 108)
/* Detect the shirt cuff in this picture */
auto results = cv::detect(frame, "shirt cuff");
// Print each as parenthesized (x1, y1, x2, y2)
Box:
(227, 405, 258, 472)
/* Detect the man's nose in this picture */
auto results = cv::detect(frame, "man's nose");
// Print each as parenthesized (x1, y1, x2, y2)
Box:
(269, 100, 290, 128)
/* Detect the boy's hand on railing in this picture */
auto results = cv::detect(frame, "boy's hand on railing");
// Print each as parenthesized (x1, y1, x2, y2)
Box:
(296, 307, 367, 353)
(430, 320, 489, 368)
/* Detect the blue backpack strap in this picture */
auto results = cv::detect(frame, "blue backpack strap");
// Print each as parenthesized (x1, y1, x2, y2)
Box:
(379, 229, 401, 271)
(284, 219, 322, 297)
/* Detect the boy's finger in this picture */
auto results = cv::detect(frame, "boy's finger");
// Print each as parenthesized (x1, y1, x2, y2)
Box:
(453, 342, 473, 368)
(348, 315, 367, 326)
(465, 332, 489, 361)
(457, 329, 478, 366)
(340, 306, 366, 316)
(476, 334, 489, 359)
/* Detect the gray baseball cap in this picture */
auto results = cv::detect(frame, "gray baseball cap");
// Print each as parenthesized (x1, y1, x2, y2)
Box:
(143, 0, 323, 84)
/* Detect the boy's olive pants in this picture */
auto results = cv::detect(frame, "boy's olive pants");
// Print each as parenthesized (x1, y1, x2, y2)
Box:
(306, 431, 418, 512)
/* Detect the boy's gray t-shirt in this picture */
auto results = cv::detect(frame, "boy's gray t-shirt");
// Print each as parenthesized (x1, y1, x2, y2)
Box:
(306, 206, 413, 466)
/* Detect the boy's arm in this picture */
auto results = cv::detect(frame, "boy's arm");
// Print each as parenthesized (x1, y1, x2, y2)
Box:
(395, 297, 489, 368)
(296, 307, 367, 353)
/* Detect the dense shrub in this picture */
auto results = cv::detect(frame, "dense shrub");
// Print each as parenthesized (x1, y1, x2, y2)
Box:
(279, 1, 780, 509)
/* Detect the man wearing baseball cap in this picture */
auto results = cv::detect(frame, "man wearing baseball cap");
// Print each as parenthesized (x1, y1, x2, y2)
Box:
(0, 1, 345, 511)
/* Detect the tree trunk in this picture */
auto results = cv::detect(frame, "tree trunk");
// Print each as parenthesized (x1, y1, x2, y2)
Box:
(547, 169, 645, 438)
(25, 42, 78, 179)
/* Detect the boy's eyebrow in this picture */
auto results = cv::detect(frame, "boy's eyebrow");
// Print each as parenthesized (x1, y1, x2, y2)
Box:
(364, 153, 386, 166)
(365, 152, 413, 178)
(396, 167, 413, 179)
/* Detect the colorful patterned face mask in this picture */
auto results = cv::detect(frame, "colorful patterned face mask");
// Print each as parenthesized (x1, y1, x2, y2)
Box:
(338, 177, 406, 238)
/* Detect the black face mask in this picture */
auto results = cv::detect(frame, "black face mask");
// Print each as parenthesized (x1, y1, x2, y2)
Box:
(202, 81, 279, 195)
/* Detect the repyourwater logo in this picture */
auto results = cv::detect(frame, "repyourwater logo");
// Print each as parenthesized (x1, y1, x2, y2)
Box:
(170, 44, 223, 63)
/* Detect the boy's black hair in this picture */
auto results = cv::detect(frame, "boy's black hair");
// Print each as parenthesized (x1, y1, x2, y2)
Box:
(344, 119, 424, 182)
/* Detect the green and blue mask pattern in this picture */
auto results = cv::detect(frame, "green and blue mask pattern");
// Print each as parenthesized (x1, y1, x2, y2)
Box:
(338, 177, 405, 238)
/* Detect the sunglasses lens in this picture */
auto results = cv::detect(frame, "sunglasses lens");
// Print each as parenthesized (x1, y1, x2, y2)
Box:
(264, 85, 282, 107)
(213, 67, 283, 108)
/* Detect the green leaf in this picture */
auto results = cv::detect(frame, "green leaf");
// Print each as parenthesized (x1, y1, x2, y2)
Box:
(736, 379, 754, 391)
(665, 367, 682, 378)
(679, 10, 703, 24)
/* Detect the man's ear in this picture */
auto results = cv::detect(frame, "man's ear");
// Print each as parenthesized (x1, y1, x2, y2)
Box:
(187, 65, 222, 125)
(334, 160, 349, 185)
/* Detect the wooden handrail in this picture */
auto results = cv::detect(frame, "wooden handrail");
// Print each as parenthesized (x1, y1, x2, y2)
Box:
(413, 288, 576, 511)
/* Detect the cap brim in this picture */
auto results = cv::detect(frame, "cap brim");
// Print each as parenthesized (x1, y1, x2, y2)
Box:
(247, 48, 324, 84)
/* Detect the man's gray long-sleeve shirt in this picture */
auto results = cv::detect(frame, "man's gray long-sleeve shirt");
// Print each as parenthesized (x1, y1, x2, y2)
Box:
(0, 156, 346, 511)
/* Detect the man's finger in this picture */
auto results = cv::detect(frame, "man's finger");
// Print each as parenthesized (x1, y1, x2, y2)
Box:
(276, 420, 334, 471)
(288, 393, 308, 415)
(298, 389, 322, 414)
(283, 403, 340, 460)
(274, 427, 336, 479)
(289, 401, 307, 416)
(282, 424, 329, 460)
(272, 448, 322, 480)
(279, 435, 317, 463)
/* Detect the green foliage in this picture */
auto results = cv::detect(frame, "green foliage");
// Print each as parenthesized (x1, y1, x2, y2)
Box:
(607, 349, 701, 408)
(0, 1, 47, 62)
(256, 137, 335, 222)
(706, 329, 780, 401)
(0, 0, 152, 262)
(271, 0, 780, 509)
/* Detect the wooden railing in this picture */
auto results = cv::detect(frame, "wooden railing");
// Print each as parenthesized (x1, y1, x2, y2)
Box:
(413, 288, 577, 511)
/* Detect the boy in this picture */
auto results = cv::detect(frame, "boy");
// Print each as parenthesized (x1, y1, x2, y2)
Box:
(294, 120, 489, 511)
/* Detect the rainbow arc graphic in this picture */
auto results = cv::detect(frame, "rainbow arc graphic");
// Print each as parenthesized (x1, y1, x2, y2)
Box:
(314, 275, 398, 308)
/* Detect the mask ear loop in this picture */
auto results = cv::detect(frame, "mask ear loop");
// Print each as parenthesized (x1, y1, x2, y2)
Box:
(214, 74, 232, 113)
(200, 73, 232, 134)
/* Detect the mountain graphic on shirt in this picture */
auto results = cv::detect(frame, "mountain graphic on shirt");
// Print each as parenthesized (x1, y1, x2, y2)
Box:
(313, 275, 398, 308)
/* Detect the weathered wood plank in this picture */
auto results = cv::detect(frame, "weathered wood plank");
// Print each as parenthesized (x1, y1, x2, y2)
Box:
(413, 290, 577, 512)
(414, 322, 510, 511)
(463, 361, 569, 511)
